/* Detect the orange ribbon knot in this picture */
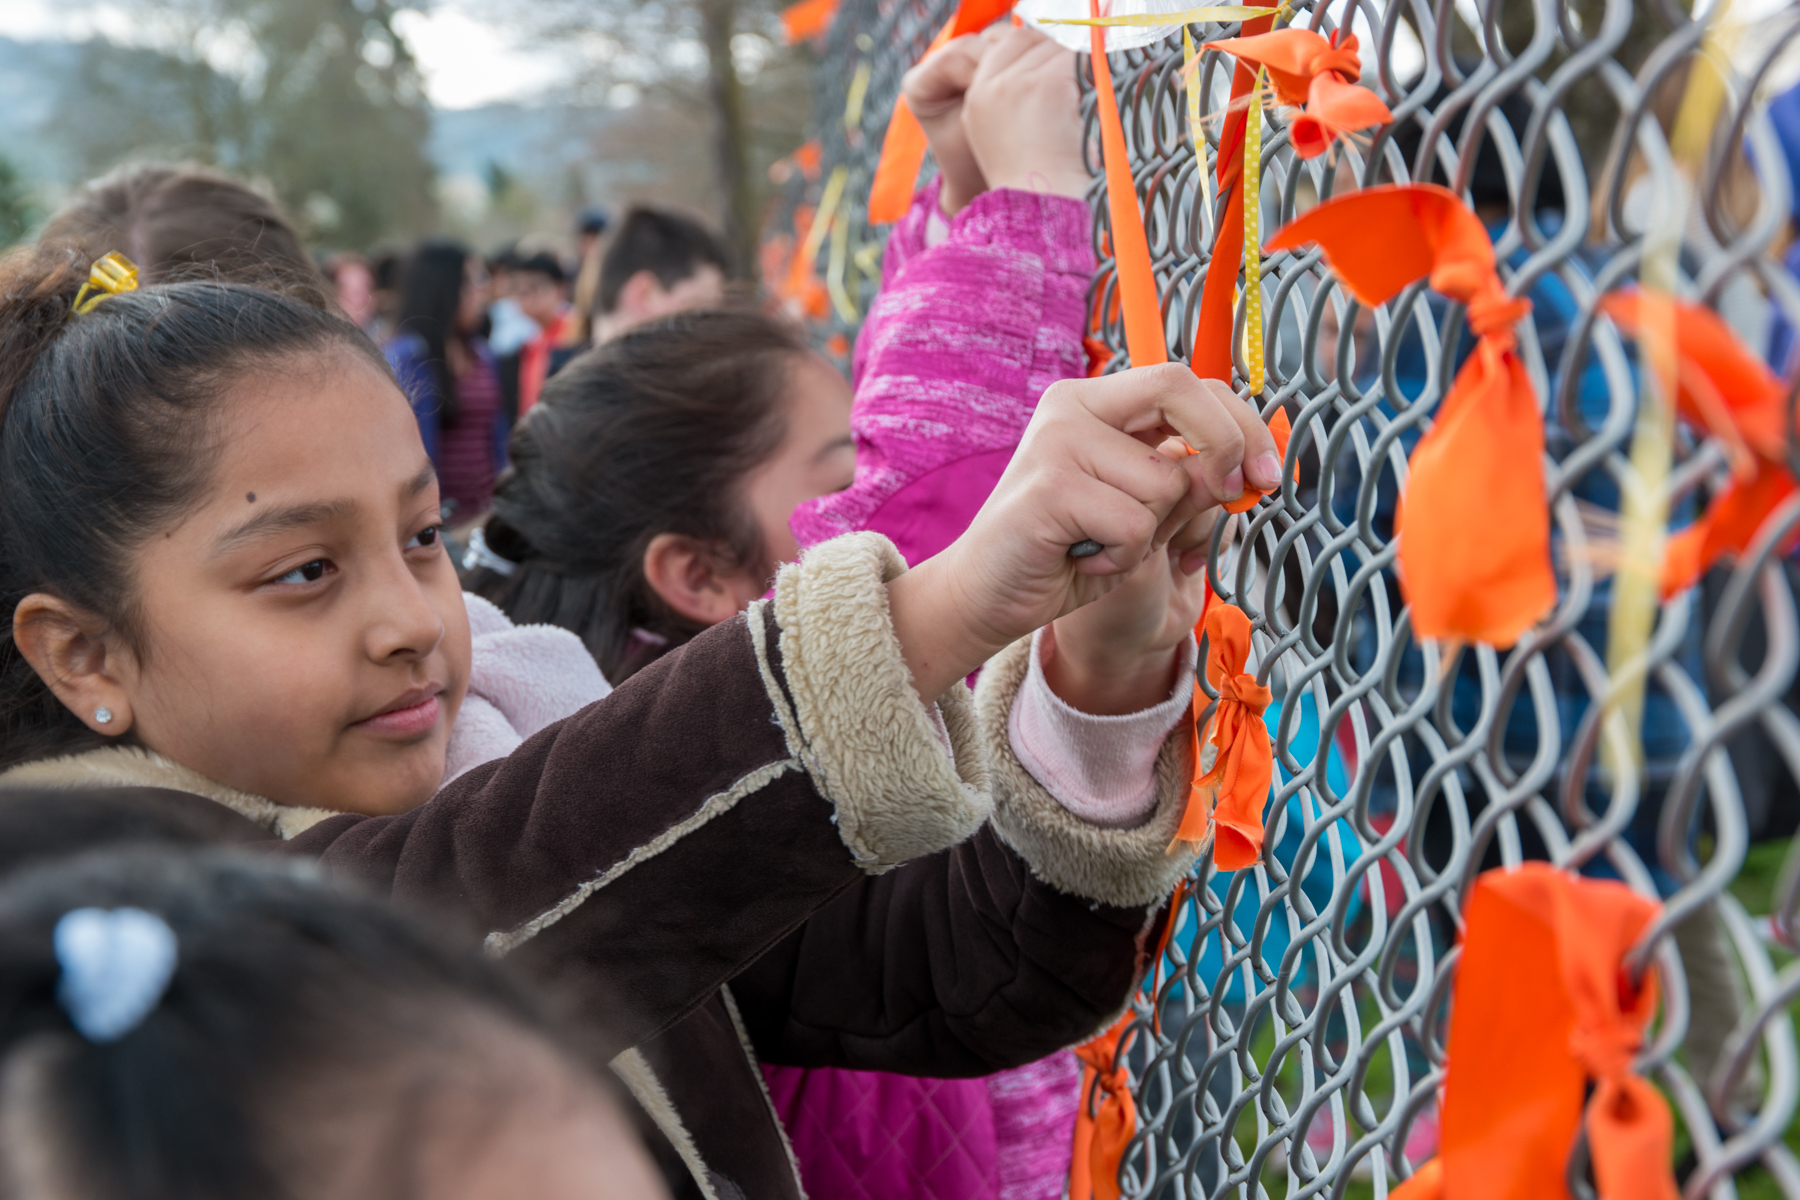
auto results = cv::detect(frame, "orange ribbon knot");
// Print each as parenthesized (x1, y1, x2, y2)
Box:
(1201, 30, 1393, 159)
(1598, 289, 1800, 596)
(1069, 1013, 1138, 1200)
(1174, 602, 1273, 868)
(1391, 863, 1676, 1200)
(1266, 184, 1555, 647)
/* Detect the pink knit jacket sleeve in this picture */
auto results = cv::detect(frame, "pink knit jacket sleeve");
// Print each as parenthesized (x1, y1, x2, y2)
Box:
(788, 177, 1095, 567)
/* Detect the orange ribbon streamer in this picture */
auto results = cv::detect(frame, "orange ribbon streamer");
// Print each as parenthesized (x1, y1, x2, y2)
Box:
(868, 0, 1017, 223)
(1070, 1011, 1138, 1200)
(780, 0, 839, 42)
(1598, 290, 1800, 596)
(1192, 12, 1276, 382)
(1201, 30, 1392, 159)
(1391, 862, 1675, 1200)
(1175, 602, 1272, 868)
(1089, 10, 1167, 367)
(1266, 184, 1555, 647)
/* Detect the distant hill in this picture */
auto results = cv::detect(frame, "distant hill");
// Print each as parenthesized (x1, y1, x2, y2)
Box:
(0, 35, 622, 197)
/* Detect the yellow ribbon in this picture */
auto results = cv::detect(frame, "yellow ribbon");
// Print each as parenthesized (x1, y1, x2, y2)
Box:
(70, 252, 139, 315)
(1183, 28, 1212, 218)
(1241, 66, 1265, 394)
(800, 164, 849, 271)
(827, 209, 858, 322)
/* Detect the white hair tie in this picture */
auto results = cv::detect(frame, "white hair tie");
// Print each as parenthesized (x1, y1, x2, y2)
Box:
(54, 908, 179, 1043)
(462, 526, 517, 577)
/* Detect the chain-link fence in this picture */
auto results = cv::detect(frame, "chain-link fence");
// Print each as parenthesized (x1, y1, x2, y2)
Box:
(788, 0, 1800, 1194)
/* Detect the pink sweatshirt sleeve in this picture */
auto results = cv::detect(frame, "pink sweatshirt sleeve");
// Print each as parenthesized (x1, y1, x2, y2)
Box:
(1009, 628, 1198, 830)
(789, 179, 1095, 567)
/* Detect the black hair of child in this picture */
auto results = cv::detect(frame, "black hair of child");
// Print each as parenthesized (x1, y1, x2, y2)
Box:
(466, 308, 803, 683)
(393, 239, 475, 429)
(0, 248, 388, 772)
(595, 207, 730, 317)
(0, 844, 558, 1200)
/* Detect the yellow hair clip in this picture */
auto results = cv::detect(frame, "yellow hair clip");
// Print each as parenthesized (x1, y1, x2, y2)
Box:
(70, 252, 140, 316)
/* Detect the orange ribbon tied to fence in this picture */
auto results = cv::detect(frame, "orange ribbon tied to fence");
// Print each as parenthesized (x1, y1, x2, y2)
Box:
(1391, 863, 1675, 1200)
(1266, 184, 1555, 647)
(1174, 602, 1272, 868)
(1598, 289, 1800, 596)
(1087, 5, 1168, 367)
(1069, 1012, 1138, 1200)
(867, 0, 1017, 223)
(1201, 29, 1392, 159)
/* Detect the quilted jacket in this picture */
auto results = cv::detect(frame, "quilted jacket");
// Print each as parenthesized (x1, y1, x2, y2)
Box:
(784, 180, 1097, 1199)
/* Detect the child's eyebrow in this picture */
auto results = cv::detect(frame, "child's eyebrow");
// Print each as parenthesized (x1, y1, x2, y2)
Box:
(402, 463, 437, 499)
(213, 500, 359, 554)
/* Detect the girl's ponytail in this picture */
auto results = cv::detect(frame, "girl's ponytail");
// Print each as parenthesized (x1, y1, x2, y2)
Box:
(467, 308, 803, 682)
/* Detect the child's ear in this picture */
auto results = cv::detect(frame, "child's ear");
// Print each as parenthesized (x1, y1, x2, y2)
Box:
(642, 534, 761, 627)
(617, 270, 665, 323)
(11, 595, 135, 736)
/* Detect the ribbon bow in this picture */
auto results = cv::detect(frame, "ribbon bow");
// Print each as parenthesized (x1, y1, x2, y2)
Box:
(1201, 29, 1393, 159)
(1069, 1012, 1138, 1200)
(1174, 602, 1273, 868)
(70, 251, 139, 316)
(1266, 184, 1555, 647)
(1597, 290, 1800, 596)
(1391, 863, 1675, 1200)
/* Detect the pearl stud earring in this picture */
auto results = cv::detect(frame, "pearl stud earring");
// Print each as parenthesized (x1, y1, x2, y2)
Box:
(94, 707, 113, 725)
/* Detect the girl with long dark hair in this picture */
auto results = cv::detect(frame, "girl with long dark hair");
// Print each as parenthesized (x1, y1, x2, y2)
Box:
(385, 240, 507, 521)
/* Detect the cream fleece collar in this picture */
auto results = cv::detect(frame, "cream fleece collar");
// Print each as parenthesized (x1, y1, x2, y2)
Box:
(0, 745, 341, 840)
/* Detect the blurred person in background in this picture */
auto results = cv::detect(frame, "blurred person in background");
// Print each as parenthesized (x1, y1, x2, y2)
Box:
(324, 251, 377, 333)
(369, 246, 406, 341)
(37, 161, 327, 307)
(485, 242, 541, 358)
(0, 844, 669, 1200)
(590, 206, 730, 343)
(499, 246, 577, 420)
(386, 240, 508, 524)
(568, 206, 610, 344)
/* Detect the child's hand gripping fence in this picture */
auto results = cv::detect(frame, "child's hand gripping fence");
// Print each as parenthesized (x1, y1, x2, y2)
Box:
(776, 0, 1800, 1193)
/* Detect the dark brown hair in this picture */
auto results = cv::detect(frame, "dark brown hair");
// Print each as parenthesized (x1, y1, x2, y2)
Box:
(0, 247, 387, 770)
(596, 206, 730, 317)
(0, 845, 577, 1200)
(36, 163, 328, 308)
(466, 308, 803, 682)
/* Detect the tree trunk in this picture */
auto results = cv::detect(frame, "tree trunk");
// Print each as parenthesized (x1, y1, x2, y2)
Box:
(699, 0, 759, 280)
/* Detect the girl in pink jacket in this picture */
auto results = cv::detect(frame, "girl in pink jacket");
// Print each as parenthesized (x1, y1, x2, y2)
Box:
(776, 25, 1125, 1200)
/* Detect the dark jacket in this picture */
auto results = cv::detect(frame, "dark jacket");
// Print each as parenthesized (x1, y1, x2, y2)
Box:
(0, 533, 1197, 1198)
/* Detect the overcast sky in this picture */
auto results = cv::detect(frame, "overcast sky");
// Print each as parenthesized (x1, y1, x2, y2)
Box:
(0, 0, 562, 109)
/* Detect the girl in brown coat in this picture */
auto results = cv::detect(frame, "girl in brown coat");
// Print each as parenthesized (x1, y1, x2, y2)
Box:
(0, 250, 1276, 1196)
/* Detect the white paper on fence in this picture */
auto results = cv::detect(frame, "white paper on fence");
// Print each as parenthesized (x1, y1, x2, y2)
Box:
(1015, 0, 1186, 53)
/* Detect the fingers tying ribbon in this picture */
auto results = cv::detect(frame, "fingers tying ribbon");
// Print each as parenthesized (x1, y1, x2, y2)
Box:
(1266, 184, 1555, 648)
(1174, 602, 1272, 868)
(1598, 290, 1800, 596)
(1200, 29, 1393, 159)
(1069, 1012, 1139, 1200)
(1391, 863, 1676, 1200)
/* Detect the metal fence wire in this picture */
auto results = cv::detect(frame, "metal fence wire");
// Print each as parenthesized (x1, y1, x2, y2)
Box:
(790, 0, 1800, 1195)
